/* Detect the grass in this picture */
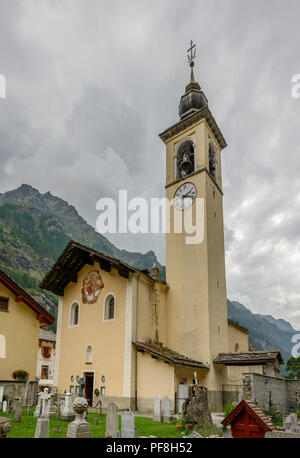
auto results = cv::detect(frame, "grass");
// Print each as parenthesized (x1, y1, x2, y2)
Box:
(1, 408, 185, 438)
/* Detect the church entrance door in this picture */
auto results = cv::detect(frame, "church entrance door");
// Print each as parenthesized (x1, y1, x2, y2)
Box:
(84, 372, 94, 406)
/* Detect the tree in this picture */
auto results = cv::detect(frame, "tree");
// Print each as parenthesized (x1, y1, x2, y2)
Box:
(285, 356, 300, 379)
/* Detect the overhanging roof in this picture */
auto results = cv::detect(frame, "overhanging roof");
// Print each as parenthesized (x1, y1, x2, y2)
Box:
(0, 269, 54, 326)
(40, 240, 165, 296)
(133, 341, 209, 371)
(214, 350, 283, 366)
(39, 328, 56, 342)
(159, 106, 227, 149)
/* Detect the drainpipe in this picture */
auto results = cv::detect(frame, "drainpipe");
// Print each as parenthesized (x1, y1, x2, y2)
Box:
(134, 275, 140, 412)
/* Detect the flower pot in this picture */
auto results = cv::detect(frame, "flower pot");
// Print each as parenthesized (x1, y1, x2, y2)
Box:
(176, 425, 183, 431)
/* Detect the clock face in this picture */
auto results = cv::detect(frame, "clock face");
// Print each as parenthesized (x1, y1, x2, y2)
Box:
(173, 182, 197, 210)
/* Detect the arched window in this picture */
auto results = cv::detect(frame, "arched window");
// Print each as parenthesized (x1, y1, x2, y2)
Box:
(0, 334, 6, 358)
(235, 342, 240, 353)
(70, 302, 79, 327)
(208, 141, 217, 179)
(104, 294, 115, 321)
(176, 141, 195, 179)
(86, 345, 92, 363)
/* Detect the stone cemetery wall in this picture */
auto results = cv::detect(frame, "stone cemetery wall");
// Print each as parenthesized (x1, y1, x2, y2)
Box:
(0, 381, 38, 405)
(242, 373, 300, 412)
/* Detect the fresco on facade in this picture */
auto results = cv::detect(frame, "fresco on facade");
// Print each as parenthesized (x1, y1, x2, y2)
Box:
(82, 270, 104, 304)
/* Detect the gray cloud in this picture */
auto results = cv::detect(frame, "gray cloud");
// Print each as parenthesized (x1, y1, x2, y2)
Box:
(0, 0, 300, 328)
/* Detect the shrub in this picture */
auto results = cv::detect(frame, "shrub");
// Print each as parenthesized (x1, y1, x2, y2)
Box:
(12, 370, 29, 381)
(224, 400, 236, 417)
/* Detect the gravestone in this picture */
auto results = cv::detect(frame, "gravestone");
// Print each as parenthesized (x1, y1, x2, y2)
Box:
(45, 392, 57, 419)
(153, 397, 162, 422)
(67, 397, 91, 438)
(106, 402, 120, 438)
(13, 398, 22, 423)
(121, 410, 137, 438)
(163, 397, 172, 424)
(40, 388, 51, 418)
(34, 418, 49, 438)
(2, 400, 7, 413)
(34, 393, 42, 418)
(284, 413, 300, 433)
(61, 393, 76, 421)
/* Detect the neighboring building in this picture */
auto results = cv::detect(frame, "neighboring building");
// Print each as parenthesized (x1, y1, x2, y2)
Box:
(0, 269, 54, 381)
(40, 50, 283, 412)
(36, 329, 56, 388)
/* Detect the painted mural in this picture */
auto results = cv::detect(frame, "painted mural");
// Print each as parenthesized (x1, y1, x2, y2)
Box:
(81, 270, 104, 304)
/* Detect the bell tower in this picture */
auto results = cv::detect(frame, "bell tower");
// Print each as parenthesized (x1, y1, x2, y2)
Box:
(159, 42, 229, 374)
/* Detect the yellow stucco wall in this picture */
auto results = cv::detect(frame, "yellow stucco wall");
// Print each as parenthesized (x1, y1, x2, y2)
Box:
(57, 262, 128, 398)
(228, 321, 249, 352)
(0, 282, 40, 381)
(137, 352, 174, 401)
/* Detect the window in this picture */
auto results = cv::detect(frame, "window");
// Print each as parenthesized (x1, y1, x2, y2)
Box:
(176, 141, 195, 179)
(86, 345, 92, 364)
(208, 141, 217, 179)
(104, 294, 115, 321)
(69, 385, 74, 394)
(0, 296, 9, 312)
(41, 366, 49, 379)
(70, 302, 79, 326)
(235, 343, 240, 352)
(101, 386, 106, 396)
(0, 334, 6, 358)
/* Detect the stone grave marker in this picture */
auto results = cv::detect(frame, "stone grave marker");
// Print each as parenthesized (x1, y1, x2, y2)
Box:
(121, 410, 137, 438)
(163, 397, 172, 424)
(67, 397, 91, 438)
(106, 402, 120, 438)
(45, 391, 57, 419)
(13, 398, 22, 423)
(34, 418, 49, 438)
(61, 393, 76, 421)
(153, 397, 162, 422)
(2, 400, 7, 413)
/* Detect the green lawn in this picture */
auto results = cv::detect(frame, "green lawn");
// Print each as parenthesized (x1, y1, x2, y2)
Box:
(1, 408, 184, 438)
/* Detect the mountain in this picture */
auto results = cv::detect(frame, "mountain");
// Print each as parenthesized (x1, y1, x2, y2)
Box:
(227, 299, 298, 370)
(0, 184, 165, 320)
(0, 184, 297, 370)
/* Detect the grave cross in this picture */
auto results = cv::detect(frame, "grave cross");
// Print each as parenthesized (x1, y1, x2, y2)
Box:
(76, 376, 85, 397)
(40, 388, 51, 418)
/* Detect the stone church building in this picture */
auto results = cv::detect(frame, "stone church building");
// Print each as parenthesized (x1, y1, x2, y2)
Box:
(40, 55, 283, 412)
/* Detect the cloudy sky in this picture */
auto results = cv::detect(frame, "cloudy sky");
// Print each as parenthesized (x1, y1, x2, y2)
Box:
(1, 0, 300, 328)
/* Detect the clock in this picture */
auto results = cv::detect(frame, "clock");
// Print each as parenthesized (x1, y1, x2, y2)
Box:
(173, 182, 197, 210)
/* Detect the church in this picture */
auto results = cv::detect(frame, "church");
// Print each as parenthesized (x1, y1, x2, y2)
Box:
(40, 45, 283, 412)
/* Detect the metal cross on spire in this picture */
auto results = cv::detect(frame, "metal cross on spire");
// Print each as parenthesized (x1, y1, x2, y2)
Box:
(187, 40, 196, 83)
(187, 40, 196, 63)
